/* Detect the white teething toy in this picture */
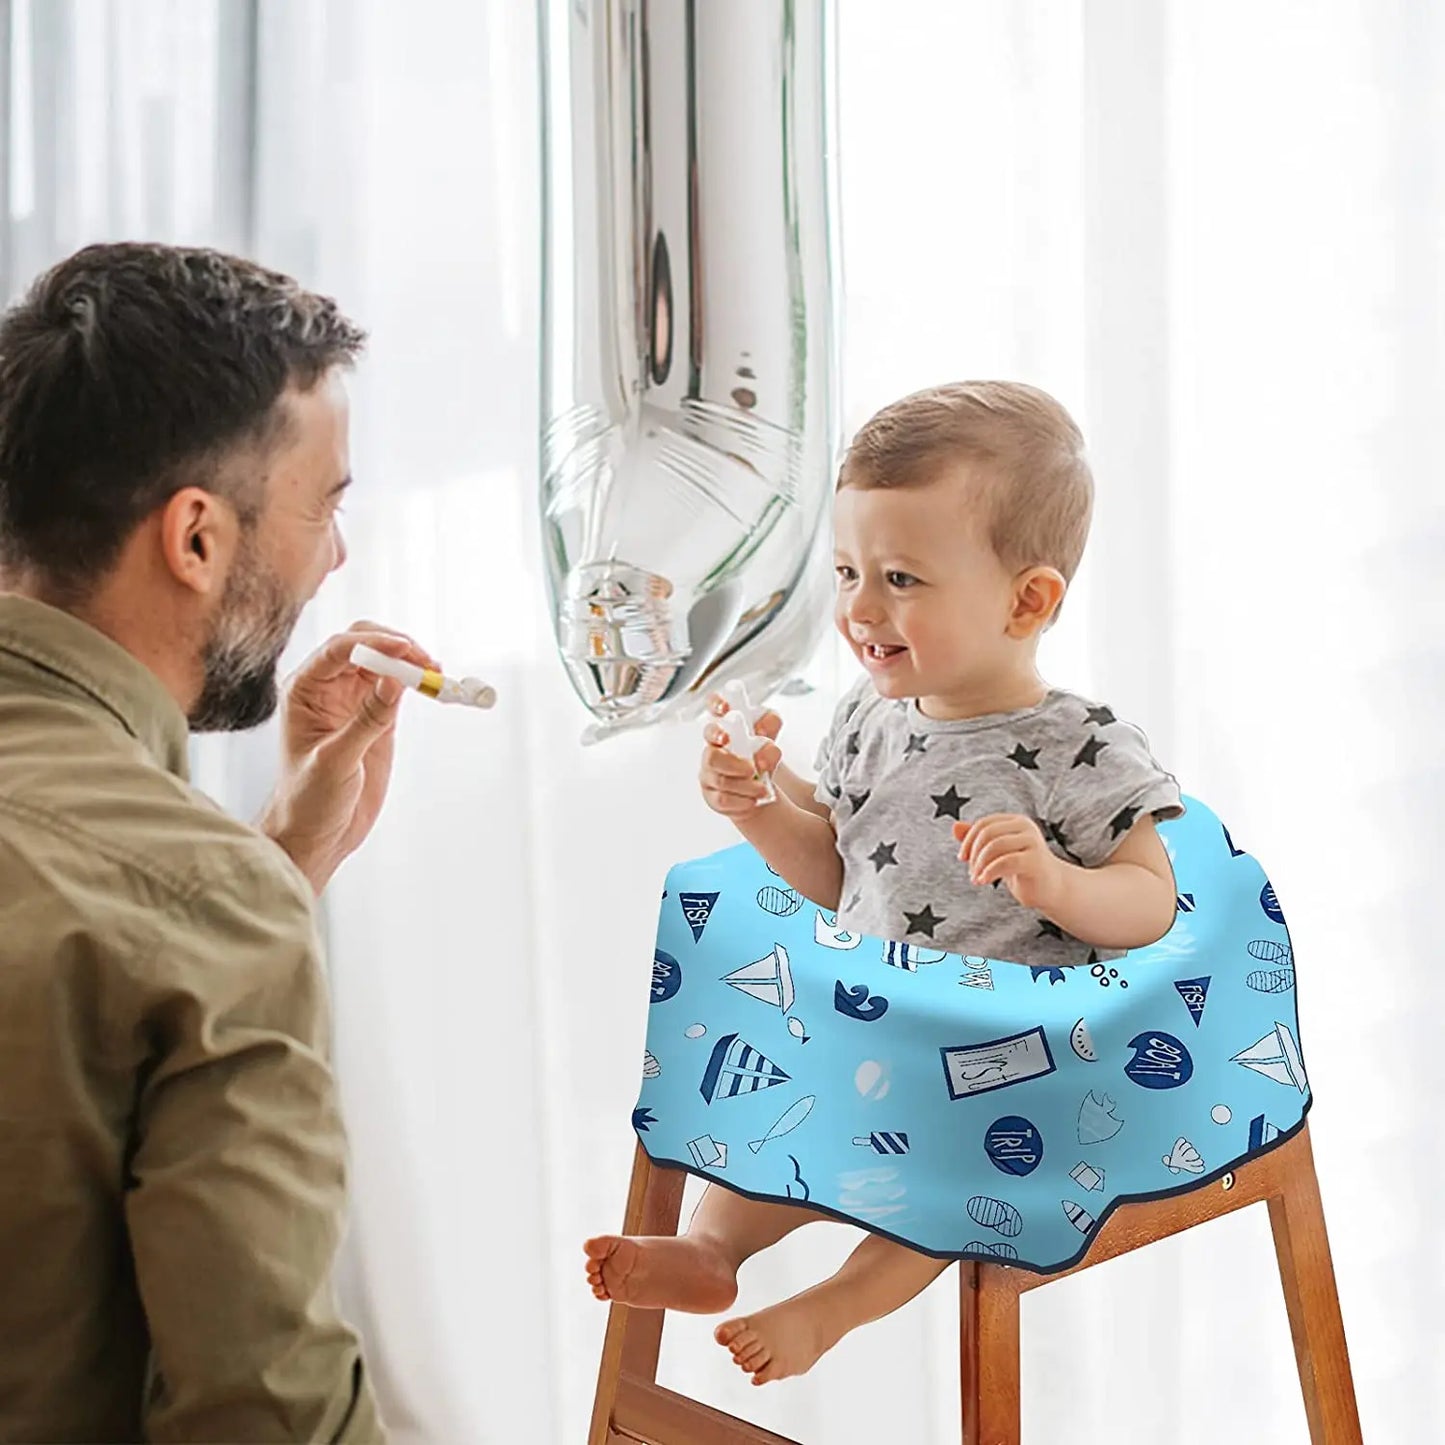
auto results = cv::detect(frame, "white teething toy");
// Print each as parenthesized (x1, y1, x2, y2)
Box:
(712, 680, 777, 805)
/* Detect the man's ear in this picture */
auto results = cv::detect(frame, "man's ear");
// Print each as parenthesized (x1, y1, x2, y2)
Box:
(1006, 565, 1067, 639)
(157, 487, 236, 597)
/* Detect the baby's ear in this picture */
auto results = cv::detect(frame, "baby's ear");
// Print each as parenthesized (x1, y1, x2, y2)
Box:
(1008, 566, 1066, 638)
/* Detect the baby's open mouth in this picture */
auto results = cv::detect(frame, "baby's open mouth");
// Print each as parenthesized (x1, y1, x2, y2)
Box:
(864, 643, 907, 659)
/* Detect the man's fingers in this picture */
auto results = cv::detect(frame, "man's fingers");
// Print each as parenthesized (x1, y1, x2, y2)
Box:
(318, 679, 402, 766)
(300, 626, 439, 684)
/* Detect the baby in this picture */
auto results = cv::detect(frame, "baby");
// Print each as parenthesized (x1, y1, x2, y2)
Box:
(585, 381, 1183, 1384)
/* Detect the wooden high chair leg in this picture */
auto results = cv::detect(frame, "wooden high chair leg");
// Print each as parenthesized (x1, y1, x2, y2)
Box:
(588, 1143, 800, 1445)
(1267, 1127, 1362, 1443)
(960, 1261, 1022, 1445)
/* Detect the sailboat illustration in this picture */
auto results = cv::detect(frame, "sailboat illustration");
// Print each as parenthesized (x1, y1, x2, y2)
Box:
(1231, 1021, 1307, 1091)
(699, 1033, 791, 1103)
(722, 945, 794, 1013)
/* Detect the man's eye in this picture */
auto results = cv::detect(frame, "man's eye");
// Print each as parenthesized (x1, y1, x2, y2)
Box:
(887, 571, 917, 588)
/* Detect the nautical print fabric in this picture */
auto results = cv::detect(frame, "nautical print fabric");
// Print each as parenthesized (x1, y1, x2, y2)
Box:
(636, 796, 1309, 1273)
(812, 676, 1184, 965)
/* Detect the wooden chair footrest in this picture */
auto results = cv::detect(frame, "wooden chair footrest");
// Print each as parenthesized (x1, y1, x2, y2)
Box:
(609, 1375, 802, 1445)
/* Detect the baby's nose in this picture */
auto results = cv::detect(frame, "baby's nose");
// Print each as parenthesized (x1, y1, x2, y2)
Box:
(846, 590, 883, 624)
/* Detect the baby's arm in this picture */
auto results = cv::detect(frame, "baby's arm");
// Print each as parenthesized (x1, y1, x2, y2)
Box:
(771, 762, 833, 821)
(733, 799, 844, 911)
(957, 813, 1176, 951)
(1040, 818, 1176, 950)
(700, 693, 842, 907)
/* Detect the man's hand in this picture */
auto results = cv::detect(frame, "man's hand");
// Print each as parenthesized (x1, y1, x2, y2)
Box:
(259, 621, 439, 893)
(954, 814, 1065, 914)
(699, 692, 783, 818)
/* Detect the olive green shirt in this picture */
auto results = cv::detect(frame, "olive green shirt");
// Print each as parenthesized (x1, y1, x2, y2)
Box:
(0, 595, 382, 1444)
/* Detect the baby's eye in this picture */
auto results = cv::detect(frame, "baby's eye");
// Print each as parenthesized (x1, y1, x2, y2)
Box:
(886, 571, 918, 588)
(834, 565, 857, 584)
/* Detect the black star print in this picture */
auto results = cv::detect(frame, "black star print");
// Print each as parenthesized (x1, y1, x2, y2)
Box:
(931, 784, 971, 820)
(1072, 735, 1109, 769)
(1037, 919, 1065, 940)
(868, 840, 899, 872)
(1086, 949, 1100, 965)
(1044, 819, 1084, 867)
(904, 734, 928, 759)
(1085, 705, 1117, 727)
(1109, 804, 1141, 838)
(825, 782, 842, 800)
(904, 904, 946, 938)
(845, 731, 861, 757)
(1007, 743, 1041, 770)
(848, 790, 872, 814)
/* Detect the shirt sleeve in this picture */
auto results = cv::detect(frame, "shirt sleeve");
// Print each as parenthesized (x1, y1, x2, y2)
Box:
(125, 847, 383, 1444)
(1045, 708, 1184, 870)
(813, 673, 874, 808)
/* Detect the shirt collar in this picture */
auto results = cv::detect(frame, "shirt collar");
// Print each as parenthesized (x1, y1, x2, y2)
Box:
(0, 593, 191, 780)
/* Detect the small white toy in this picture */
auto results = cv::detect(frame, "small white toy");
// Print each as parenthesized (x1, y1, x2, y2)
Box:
(713, 679, 776, 805)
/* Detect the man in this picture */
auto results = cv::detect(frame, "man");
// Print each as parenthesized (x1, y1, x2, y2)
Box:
(0, 243, 429, 1442)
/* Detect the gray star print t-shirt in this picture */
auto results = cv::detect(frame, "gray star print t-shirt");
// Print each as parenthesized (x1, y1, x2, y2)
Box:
(812, 675, 1184, 967)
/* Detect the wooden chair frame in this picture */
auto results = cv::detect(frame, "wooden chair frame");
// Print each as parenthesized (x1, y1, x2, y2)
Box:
(589, 1123, 1361, 1445)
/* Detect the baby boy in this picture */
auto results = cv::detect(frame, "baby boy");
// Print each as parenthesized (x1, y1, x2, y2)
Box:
(585, 381, 1183, 1384)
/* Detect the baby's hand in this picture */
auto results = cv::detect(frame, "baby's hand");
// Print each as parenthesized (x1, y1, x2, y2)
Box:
(954, 814, 1064, 913)
(700, 692, 783, 818)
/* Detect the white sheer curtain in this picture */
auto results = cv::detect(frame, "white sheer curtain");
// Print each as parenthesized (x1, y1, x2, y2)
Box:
(6, 2, 1439, 1441)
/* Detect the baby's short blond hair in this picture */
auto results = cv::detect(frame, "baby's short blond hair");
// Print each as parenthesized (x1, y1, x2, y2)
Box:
(838, 381, 1094, 587)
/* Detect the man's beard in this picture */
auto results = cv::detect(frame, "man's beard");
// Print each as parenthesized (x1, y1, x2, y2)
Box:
(189, 536, 302, 733)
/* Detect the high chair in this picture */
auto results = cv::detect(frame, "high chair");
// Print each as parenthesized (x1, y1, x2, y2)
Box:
(588, 1122, 1360, 1445)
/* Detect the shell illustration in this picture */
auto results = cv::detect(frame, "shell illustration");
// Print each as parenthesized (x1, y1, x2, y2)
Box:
(1162, 1136, 1205, 1175)
(642, 1050, 661, 1079)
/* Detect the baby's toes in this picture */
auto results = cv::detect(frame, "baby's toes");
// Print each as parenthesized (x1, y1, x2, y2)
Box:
(735, 1339, 769, 1372)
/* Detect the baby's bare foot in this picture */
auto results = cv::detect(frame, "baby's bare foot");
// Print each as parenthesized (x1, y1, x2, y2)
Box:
(583, 1234, 738, 1313)
(715, 1296, 840, 1384)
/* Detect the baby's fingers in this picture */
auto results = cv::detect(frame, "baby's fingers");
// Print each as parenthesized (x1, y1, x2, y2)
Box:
(966, 829, 1033, 879)
(701, 745, 759, 783)
(703, 690, 782, 738)
(973, 847, 1028, 888)
(753, 709, 783, 740)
